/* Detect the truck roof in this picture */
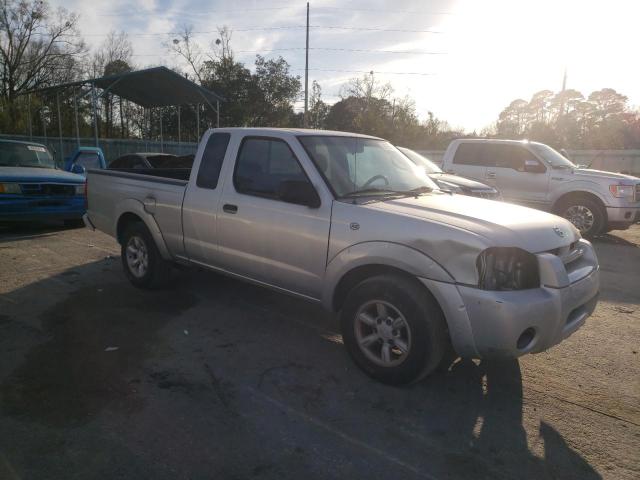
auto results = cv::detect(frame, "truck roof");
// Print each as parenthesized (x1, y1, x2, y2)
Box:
(211, 127, 383, 140)
(449, 138, 544, 146)
(0, 138, 48, 148)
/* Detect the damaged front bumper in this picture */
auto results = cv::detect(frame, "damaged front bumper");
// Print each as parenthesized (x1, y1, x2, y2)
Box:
(421, 239, 600, 358)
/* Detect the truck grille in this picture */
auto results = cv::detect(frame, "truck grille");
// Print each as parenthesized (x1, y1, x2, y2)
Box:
(19, 183, 76, 196)
(635, 184, 640, 202)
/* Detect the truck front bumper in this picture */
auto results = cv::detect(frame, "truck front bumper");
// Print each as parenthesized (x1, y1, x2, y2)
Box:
(0, 195, 85, 222)
(605, 206, 640, 230)
(421, 239, 600, 358)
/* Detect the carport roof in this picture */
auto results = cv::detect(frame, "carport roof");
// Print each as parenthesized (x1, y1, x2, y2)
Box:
(26, 66, 224, 107)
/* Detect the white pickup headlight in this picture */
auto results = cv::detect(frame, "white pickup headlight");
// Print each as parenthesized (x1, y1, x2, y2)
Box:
(609, 184, 634, 199)
(476, 247, 540, 291)
(0, 183, 21, 194)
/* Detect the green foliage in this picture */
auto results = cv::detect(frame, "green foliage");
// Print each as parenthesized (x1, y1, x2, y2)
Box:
(496, 88, 640, 149)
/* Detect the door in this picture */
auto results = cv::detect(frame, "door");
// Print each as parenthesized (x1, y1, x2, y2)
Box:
(487, 144, 550, 207)
(446, 143, 488, 182)
(217, 136, 331, 299)
(182, 132, 232, 265)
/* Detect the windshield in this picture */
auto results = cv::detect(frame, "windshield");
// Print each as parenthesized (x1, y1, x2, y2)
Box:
(397, 147, 442, 174)
(0, 142, 56, 169)
(299, 136, 438, 197)
(529, 143, 576, 169)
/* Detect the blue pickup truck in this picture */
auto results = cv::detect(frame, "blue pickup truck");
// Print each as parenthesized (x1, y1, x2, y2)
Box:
(0, 139, 86, 225)
(63, 146, 107, 176)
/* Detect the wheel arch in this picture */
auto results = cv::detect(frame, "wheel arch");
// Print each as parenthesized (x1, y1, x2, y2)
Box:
(552, 190, 607, 220)
(113, 200, 171, 259)
(323, 241, 453, 312)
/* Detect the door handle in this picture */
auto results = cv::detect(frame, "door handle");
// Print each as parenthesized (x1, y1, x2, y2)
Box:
(223, 204, 238, 214)
(486, 171, 496, 179)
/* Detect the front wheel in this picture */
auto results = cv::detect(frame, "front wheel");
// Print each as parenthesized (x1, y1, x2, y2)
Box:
(120, 222, 171, 289)
(556, 197, 605, 238)
(340, 274, 448, 385)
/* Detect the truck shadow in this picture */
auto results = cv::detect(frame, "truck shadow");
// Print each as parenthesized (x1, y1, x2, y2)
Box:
(0, 221, 83, 244)
(0, 261, 603, 479)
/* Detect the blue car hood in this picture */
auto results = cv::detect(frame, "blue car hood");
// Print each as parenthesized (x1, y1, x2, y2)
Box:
(0, 166, 85, 184)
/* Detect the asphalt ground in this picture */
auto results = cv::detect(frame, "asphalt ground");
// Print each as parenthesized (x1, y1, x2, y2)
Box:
(0, 223, 638, 480)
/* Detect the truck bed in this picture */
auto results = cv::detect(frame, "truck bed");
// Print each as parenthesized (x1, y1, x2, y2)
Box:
(87, 168, 189, 257)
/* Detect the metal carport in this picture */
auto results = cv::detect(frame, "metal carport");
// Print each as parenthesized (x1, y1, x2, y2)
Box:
(23, 66, 224, 153)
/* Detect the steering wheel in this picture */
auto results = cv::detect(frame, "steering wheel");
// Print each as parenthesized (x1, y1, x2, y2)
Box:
(360, 174, 390, 189)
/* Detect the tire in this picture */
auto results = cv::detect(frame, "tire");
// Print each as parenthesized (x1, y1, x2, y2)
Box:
(555, 196, 605, 238)
(340, 274, 448, 385)
(120, 221, 171, 289)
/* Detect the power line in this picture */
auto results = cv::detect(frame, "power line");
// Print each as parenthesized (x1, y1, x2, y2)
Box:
(96, 6, 293, 17)
(297, 68, 436, 76)
(81, 24, 444, 37)
(309, 25, 443, 34)
(131, 47, 446, 57)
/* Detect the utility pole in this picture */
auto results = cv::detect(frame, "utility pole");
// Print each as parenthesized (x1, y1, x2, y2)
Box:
(304, 2, 310, 127)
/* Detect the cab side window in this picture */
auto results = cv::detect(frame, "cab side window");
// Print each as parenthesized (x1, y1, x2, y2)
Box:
(234, 137, 307, 199)
(490, 145, 539, 171)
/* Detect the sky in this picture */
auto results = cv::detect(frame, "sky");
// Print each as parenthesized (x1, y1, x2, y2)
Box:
(51, 0, 638, 132)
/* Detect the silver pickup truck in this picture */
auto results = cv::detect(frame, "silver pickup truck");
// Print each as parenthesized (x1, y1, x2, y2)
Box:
(85, 128, 600, 384)
(441, 139, 640, 237)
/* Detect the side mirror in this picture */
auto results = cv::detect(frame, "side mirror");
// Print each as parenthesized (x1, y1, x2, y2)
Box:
(71, 163, 86, 175)
(524, 159, 546, 174)
(278, 180, 321, 208)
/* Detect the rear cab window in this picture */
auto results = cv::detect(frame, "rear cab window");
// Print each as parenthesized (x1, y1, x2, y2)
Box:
(452, 143, 490, 166)
(196, 133, 231, 189)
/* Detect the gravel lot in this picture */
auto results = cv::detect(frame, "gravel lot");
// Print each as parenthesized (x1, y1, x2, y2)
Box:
(0, 223, 638, 480)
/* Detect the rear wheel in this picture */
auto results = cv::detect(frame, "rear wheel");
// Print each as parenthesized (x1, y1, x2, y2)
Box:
(120, 222, 171, 289)
(340, 274, 448, 385)
(556, 196, 605, 238)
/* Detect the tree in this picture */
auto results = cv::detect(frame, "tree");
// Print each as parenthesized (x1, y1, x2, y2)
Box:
(91, 31, 133, 137)
(0, 0, 85, 132)
(248, 55, 301, 126)
(307, 80, 329, 129)
(493, 87, 639, 149)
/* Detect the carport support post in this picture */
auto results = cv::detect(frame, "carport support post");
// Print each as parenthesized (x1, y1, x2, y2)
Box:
(159, 107, 164, 153)
(27, 94, 33, 140)
(56, 92, 63, 162)
(196, 104, 200, 140)
(91, 83, 99, 147)
(177, 106, 181, 145)
(73, 89, 80, 148)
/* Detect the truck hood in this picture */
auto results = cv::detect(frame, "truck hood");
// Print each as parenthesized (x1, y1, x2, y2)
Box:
(429, 172, 495, 190)
(0, 166, 85, 184)
(570, 167, 640, 182)
(367, 193, 580, 253)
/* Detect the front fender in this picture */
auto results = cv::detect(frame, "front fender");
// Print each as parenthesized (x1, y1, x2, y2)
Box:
(113, 198, 172, 260)
(549, 180, 609, 207)
(321, 241, 454, 310)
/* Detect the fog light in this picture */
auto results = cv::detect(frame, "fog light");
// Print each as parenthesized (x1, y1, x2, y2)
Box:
(517, 328, 536, 350)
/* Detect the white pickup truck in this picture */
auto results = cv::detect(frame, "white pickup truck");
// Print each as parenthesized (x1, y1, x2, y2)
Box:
(441, 139, 640, 237)
(84, 128, 600, 384)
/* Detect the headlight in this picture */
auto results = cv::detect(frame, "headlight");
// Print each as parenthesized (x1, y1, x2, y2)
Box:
(476, 247, 540, 291)
(609, 184, 634, 199)
(75, 184, 85, 195)
(0, 183, 21, 194)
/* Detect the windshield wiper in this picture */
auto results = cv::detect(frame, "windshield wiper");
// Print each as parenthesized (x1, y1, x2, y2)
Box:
(339, 187, 398, 198)
(339, 185, 433, 200)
